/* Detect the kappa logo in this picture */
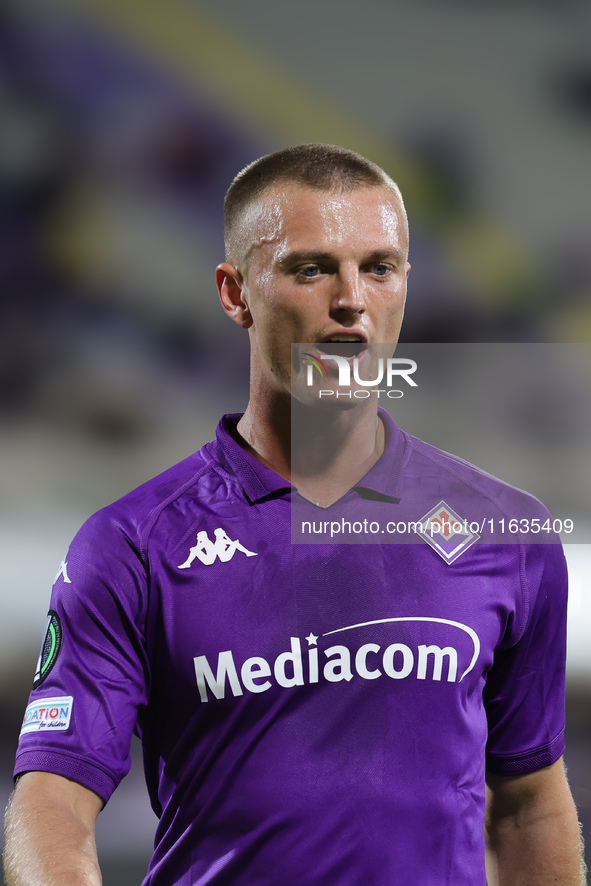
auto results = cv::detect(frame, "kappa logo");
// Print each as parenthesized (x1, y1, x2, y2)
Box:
(179, 527, 258, 569)
(416, 501, 480, 564)
(54, 559, 71, 584)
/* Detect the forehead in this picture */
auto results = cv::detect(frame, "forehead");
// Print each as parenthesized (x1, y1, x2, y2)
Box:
(241, 184, 408, 266)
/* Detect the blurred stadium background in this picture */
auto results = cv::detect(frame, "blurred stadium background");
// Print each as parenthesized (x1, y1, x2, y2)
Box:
(1, 0, 590, 881)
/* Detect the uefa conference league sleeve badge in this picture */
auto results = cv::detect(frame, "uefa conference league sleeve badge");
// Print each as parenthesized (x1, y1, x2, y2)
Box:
(33, 610, 63, 689)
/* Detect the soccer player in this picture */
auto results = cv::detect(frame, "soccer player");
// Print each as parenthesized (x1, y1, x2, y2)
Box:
(4, 144, 586, 885)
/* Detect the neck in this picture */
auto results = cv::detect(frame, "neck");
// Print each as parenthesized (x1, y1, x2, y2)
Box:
(237, 392, 385, 507)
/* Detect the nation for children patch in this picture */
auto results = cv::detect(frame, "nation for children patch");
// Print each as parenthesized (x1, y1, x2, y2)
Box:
(33, 610, 63, 689)
(20, 696, 73, 735)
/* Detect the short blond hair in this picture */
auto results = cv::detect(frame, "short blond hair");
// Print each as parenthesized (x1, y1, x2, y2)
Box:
(224, 143, 407, 265)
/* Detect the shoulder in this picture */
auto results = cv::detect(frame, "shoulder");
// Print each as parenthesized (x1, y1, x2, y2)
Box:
(400, 431, 566, 616)
(402, 430, 552, 521)
(71, 437, 237, 560)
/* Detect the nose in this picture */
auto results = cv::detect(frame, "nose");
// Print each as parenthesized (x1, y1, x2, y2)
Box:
(330, 267, 366, 318)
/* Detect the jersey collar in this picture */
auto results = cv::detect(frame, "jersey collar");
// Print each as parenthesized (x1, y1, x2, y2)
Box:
(213, 409, 407, 505)
(353, 408, 406, 503)
(214, 414, 293, 503)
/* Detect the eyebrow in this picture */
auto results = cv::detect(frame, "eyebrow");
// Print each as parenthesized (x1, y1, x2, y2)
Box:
(277, 251, 333, 269)
(277, 248, 406, 269)
(363, 249, 407, 264)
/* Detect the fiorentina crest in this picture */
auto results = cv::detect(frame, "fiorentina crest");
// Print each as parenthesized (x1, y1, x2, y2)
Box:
(416, 501, 480, 565)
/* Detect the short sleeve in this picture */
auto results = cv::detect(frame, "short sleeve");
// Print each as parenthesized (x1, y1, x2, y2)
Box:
(484, 541, 568, 776)
(14, 507, 150, 803)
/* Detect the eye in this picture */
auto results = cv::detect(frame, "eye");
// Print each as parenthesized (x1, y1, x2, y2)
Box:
(372, 263, 391, 276)
(297, 265, 321, 278)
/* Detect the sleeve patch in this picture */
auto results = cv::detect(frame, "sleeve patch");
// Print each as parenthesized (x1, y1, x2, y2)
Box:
(33, 611, 63, 689)
(20, 696, 73, 735)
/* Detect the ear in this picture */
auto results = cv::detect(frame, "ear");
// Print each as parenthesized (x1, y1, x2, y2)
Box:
(216, 263, 253, 329)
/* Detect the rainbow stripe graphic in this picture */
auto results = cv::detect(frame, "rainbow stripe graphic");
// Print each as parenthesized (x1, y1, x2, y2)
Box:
(302, 353, 329, 376)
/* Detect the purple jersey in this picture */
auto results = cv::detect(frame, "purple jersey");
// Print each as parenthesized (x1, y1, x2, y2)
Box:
(14, 409, 567, 885)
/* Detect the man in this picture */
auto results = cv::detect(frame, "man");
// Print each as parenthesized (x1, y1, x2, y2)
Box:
(4, 144, 586, 884)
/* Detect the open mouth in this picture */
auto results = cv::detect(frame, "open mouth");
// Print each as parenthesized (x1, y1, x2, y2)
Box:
(317, 335, 367, 359)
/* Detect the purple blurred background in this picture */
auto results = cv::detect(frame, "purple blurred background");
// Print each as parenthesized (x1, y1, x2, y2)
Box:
(1, 0, 590, 880)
